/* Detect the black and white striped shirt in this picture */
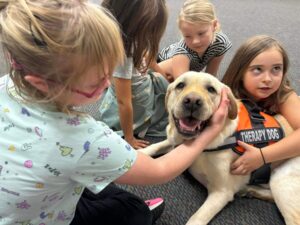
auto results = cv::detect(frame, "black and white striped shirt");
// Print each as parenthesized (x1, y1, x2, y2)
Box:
(158, 32, 232, 72)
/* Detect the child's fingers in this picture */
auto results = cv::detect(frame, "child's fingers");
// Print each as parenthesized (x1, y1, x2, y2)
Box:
(219, 88, 230, 107)
(138, 139, 150, 144)
(237, 140, 251, 149)
(210, 88, 230, 125)
(134, 139, 150, 149)
(230, 158, 249, 175)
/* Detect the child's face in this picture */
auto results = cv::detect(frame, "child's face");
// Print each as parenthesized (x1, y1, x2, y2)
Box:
(64, 64, 110, 106)
(243, 47, 284, 101)
(179, 20, 216, 56)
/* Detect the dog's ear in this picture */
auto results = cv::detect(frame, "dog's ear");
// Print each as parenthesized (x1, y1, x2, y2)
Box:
(165, 83, 173, 111)
(226, 86, 238, 120)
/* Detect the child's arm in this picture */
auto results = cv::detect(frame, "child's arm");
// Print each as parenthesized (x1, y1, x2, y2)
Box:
(149, 60, 165, 76)
(149, 59, 172, 82)
(205, 55, 225, 76)
(231, 92, 300, 174)
(114, 77, 149, 149)
(263, 92, 300, 160)
(159, 54, 190, 81)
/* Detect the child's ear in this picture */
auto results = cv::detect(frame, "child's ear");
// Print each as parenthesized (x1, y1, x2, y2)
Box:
(24, 75, 49, 93)
(212, 20, 218, 31)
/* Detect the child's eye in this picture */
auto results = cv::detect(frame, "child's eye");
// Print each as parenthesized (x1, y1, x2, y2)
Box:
(272, 66, 283, 74)
(252, 67, 262, 74)
(197, 32, 204, 36)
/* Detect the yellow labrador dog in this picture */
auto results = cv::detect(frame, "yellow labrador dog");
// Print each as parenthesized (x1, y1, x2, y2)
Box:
(140, 71, 300, 225)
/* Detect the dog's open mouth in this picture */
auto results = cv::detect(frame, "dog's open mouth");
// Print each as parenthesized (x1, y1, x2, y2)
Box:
(173, 114, 210, 137)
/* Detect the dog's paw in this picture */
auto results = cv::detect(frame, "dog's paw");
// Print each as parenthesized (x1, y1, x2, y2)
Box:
(138, 146, 158, 156)
(186, 219, 206, 225)
(139, 140, 171, 156)
(186, 215, 208, 225)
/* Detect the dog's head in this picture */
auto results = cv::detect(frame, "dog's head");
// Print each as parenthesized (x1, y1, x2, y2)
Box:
(166, 71, 238, 142)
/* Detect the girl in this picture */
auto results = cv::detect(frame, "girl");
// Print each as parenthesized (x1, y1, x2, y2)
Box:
(99, 0, 169, 149)
(157, 0, 232, 81)
(0, 1, 229, 225)
(221, 35, 300, 175)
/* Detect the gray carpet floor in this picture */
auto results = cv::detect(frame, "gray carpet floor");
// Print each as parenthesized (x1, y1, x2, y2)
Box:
(118, 137, 284, 225)
(120, 172, 284, 225)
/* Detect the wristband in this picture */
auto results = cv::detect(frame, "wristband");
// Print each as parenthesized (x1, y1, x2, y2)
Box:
(259, 148, 266, 164)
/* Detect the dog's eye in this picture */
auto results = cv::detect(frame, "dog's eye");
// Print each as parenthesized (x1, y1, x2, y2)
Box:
(206, 85, 216, 93)
(176, 82, 185, 89)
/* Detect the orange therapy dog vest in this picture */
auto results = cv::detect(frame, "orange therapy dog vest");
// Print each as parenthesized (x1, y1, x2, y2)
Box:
(205, 99, 285, 185)
(206, 100, 284, 153)
(232, 101, 284, 154)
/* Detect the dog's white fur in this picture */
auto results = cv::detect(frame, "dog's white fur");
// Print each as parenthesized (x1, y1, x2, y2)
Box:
(140, 72, 300, 225)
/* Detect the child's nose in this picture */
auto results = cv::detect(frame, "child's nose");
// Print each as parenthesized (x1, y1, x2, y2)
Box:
(263, 71, 272, 82)
(192, 37, 200, 44)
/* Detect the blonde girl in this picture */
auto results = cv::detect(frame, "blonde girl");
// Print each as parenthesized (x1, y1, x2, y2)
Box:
(221, 35, 300, 176)
(0, 1, 229, 225)
(157, 0, 232, 81)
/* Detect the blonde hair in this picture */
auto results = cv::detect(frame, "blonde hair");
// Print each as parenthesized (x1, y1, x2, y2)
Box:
(0, 0, 124, 112)
(178, 0, 220, 32)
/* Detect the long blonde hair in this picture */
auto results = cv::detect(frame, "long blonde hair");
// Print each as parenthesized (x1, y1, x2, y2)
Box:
(0, 0, 124, 112)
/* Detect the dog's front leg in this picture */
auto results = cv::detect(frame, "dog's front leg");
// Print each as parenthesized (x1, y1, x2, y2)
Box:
(186, 190, 235, 225)
(139, 139, 173, 156)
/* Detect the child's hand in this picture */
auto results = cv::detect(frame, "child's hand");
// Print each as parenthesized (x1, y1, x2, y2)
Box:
(230, 141, 264, 175)
(126, 136, 150, 149)
(165, 73, 174, 83)
(204, 88, 230, 133)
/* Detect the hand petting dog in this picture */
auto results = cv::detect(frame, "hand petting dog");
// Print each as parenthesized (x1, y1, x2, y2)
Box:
(230, 141, 265, 175)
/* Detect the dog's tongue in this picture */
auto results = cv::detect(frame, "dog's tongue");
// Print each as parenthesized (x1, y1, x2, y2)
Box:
(179, 118, 201, 131)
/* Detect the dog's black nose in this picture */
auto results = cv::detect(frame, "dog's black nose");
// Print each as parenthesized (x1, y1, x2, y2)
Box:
(183, 93, 202, 111)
